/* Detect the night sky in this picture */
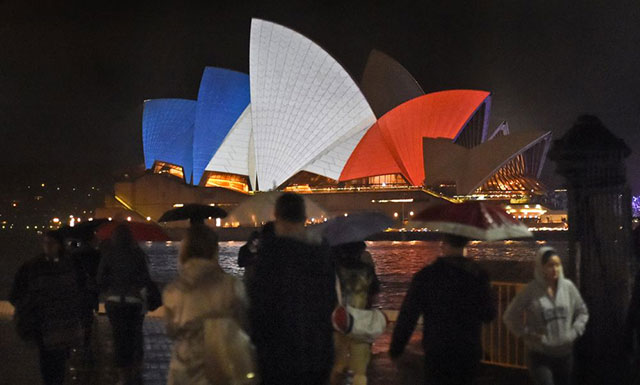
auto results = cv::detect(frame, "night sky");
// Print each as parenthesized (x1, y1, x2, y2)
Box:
(2, 1, 639, 192)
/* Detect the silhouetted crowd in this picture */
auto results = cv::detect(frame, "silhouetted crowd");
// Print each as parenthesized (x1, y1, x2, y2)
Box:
(9, 192, 640, 385)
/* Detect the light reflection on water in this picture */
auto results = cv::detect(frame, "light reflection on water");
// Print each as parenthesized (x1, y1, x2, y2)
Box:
(142, 240, 567, 310)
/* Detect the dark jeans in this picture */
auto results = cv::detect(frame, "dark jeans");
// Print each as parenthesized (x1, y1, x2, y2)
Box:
(38, 347, 69, 385)
(106, 301, 144, 368)
(424, 352, 479, 385)
(527, 351, 573, 385)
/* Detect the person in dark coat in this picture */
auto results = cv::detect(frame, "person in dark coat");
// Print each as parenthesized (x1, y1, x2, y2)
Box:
(71, 233, 102, 363)
(10, 230, 83, 385)
(238, 222, 275, 283)
(97, 224, 151, 385)
(389, 234, 496, 385)
(248, 193, 336, 385)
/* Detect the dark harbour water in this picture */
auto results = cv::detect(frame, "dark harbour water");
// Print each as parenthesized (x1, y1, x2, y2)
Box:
(0, 233, 567, 308)
(143, 239, 568, 310)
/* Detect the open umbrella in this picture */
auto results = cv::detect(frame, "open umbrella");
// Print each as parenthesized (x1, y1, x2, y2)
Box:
(96, 221, 170, 242)
(159, 204, 228, 225)
(227, 192, 327, 227)
(411, 201, 532, 241)
(57, 218, 110, 241)
(308, 212, 393, 246)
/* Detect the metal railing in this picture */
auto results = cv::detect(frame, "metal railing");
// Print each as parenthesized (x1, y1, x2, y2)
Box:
(481, 281, 527, 369)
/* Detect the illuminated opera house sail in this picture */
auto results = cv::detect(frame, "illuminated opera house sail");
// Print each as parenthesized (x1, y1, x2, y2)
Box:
(141, 18, 551, 202)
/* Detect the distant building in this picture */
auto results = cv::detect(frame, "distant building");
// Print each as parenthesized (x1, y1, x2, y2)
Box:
(105, 19, 552, 225)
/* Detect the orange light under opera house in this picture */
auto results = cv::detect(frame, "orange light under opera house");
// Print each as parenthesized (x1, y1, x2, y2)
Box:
(153, 162, 185, 180)
(203, 173, 249, 193)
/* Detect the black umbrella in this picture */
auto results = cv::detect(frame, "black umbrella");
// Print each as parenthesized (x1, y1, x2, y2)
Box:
(57, 218, 110, 241)
(159, 204, 228, 225)
(307, 212, 393, 246)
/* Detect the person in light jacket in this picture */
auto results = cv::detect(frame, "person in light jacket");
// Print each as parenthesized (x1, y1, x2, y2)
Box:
(503, 246, 589, 385)
(163, 224, 250, 385)
(330, 241, 381, 385)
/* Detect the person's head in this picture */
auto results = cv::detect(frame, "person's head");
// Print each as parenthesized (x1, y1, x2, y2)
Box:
(179, 224, 219, 265)
(274, 193, 306, 235)
(112, 224, 136, 250)
(275, 193, 306, 223)
(43, 230, 65, 258)
(538, 247, 563, 284)
(439, 234, 469, 256)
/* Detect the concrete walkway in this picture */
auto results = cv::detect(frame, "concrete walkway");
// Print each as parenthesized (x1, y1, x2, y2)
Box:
(0, 312, 529, 385)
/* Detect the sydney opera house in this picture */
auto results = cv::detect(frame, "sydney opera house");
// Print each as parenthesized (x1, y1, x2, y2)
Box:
(102, 19, 551, 226)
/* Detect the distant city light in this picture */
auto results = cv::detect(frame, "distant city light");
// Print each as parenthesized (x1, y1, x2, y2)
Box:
(215, 218, 221, 227)
(173, 203, 184, 207)
(108, 217, 112, 221)
(126, 217, 132, 222)
(394, 212, 399, 218)
(409, 211, 414, 216)
(52, 218, 60, 223)
(88, 218, 93, 221)
(146, 217, 151, 221)
(41, 183, 45, 187)
(344, 213, 348, 217)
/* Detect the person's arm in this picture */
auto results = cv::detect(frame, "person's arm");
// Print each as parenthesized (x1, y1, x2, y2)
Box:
(96, 253, 111, 293)
(568, 281, 589, 340)
(232, 279, 251, 332)
(162, 285, 180, 338)
(9, 263, 29, 306)
(361, 251, 382, 298)
(503, 285, 532, 338)
(389, 275, 423, 359)
(478, 269, 497, 323)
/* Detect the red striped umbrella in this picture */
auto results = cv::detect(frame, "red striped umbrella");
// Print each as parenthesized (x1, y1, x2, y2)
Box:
(96, 221, 170, 242)
(412, 201, 532, 241)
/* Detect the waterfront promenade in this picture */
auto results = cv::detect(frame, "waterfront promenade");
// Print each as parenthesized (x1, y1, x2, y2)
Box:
(0, 236, 534, 384)
(0, 302, 529, 385)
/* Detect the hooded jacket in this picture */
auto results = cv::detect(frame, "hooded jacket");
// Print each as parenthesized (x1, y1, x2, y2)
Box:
(163, 258, 249, 385)
(247, 225, 336, 382)
(503, 246, 589, 357)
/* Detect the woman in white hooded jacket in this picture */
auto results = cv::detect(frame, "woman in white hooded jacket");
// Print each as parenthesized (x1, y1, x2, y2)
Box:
(503, 246, 589, 385)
